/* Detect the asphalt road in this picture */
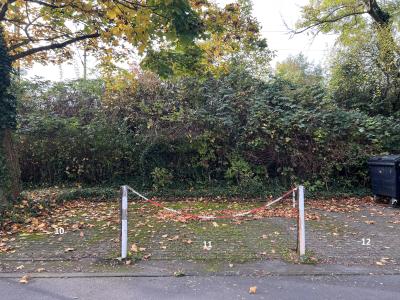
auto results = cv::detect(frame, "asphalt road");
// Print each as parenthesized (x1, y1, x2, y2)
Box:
(1, 274, 400, 300)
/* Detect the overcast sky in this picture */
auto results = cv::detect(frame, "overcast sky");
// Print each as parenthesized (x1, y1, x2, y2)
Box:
(26, 0, 335, 81)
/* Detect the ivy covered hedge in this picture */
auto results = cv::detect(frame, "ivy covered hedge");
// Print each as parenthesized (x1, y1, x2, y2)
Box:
(15, 69, 400, 192)
(0, 26, 18, 213)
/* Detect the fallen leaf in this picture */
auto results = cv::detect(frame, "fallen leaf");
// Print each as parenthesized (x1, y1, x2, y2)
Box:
(212, 222, 219, 227)
(37, 223, 46, 229)
(131, 244, 138, 253)
(36, 268, 46, 273)
(249, 286, 257, 294)
(79, 231, 84, 238)
(174, 270, 185, 277)
(365, 220, 375, 225)
(19, 275, 30, 284)
(168, 235, 179, 241)
(16, 265, 24, 270)
(64, 248, 75, 252)
(376, 261, 384, 266)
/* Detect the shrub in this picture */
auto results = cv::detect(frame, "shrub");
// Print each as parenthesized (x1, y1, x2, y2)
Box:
(151, 167, 173, 191)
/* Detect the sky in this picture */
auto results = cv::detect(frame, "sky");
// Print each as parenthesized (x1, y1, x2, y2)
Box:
(26, 0, 336, 81)
(219, 0, 336, 63)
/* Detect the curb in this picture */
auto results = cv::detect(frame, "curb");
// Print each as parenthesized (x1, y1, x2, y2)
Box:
(1, 271, 400, 279)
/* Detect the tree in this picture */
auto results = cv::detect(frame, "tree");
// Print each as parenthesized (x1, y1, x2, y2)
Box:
(142, 0, 271, 78)
(328, 33, 400, 116)
(296, 0, 400, 114)
(296, 1, 399, 72)
(275, 53, 323, 85)
(0, 0, 202, 210)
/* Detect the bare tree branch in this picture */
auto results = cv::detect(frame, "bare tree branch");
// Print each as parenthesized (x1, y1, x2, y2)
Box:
(294, 10, 368, 34)
(10, 32, 100, 61)
(24, 0, 71, 9)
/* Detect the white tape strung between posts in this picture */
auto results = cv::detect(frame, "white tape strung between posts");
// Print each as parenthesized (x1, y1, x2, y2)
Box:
(126, 185, 296, 220)
(127, 186, 181, 214)
(120, 185, 306, 259)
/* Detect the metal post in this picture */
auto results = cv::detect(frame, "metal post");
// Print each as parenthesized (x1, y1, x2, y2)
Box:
(120, 185, 128, 259)
(292, 189, 296, 208)
(297, 185, 306, 257)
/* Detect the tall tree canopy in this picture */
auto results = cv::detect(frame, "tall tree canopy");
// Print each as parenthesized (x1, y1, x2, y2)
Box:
(297, 0, 400, 116)
(142, 0, 271, 77)
(0, 0, 204, 209)
(296, 1, 399, 69)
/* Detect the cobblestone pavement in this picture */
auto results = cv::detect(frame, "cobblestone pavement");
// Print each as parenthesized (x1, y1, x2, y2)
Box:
(306, 202, 400, 267)
(0, 199, 399, 273)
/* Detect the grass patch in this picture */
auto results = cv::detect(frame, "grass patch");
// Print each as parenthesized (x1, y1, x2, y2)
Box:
(18, 232, 47, 241)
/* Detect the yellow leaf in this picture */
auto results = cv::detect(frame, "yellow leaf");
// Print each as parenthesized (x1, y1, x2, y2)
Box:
(249, 286, 257, 294)
(107, 10, 118, 19)
(19, 275, 30, 284)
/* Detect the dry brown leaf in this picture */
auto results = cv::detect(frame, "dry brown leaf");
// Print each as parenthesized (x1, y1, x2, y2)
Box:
(37, 223, 46, 229)
(130, 244, 138, 253)
(19, 275, 30, 284)
(365, 220, 375, 225)
(168, 235, 179, 241)
(36, 268, 46, 273)
(249, 286, 257, 294)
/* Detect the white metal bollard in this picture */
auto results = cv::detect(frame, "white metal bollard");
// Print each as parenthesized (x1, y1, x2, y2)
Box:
(292, 189, 296, 208)
(120, 185, 128, 259)
(297, 185, 306, 257)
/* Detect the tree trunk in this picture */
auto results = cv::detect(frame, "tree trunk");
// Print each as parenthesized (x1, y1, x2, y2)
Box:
(0, 128, 20, 205)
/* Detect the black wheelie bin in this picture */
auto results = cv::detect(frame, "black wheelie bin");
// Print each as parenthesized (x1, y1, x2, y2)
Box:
(368, 155, 400, 207)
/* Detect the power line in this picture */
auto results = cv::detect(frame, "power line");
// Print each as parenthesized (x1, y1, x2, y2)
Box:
(272, 48, 329, 52)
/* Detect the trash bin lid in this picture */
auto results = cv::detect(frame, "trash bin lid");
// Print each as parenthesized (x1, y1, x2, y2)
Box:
(368, 155, 400, 166)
